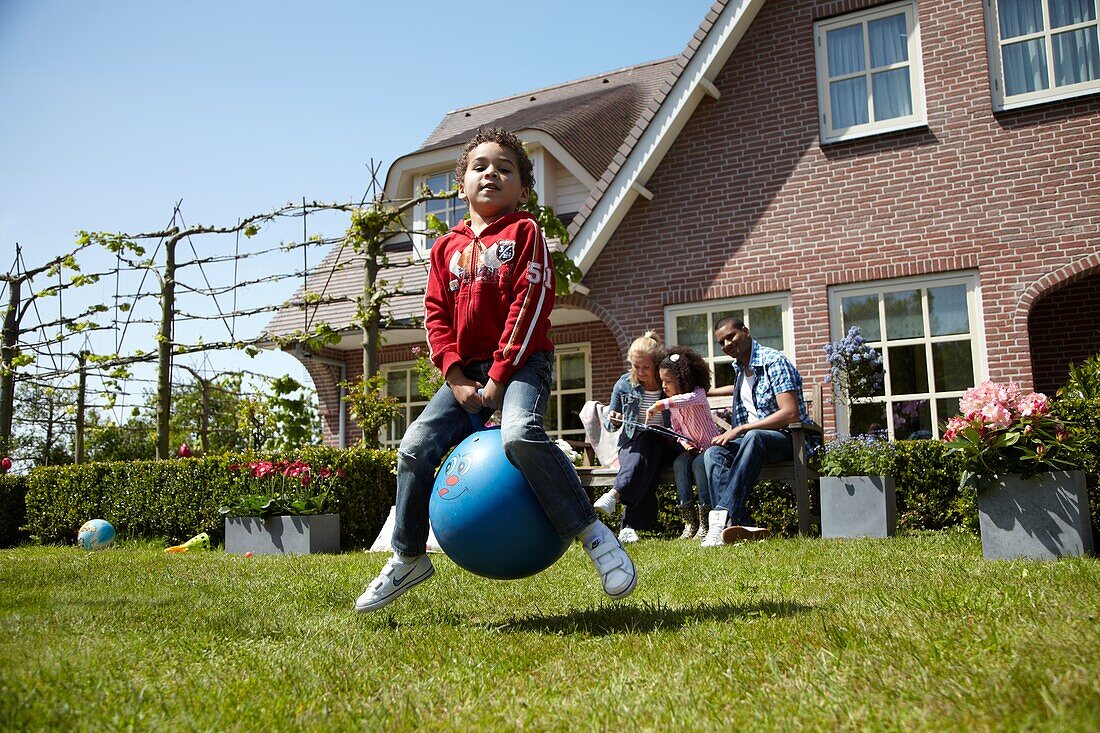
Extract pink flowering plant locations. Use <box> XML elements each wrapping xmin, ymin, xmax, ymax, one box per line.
<box><xmin>943</xmin><ymin>381</ymin><xmax>1084</xmax><ymax>490</ymax></box>
<box><xmin>219</xmin><ymin>459</ymin><xmax>346</xmax><ymax>517</ymax></box>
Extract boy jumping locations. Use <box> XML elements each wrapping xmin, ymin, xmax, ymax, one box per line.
<box><xmin>356</xmin><ymin>127</ymin><xmax>636</xmax><ymax>612</ymax></box>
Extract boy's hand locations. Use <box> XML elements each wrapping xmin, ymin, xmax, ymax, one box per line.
<box><xmin>446</xmin><ymin>366</ymin><xmax>484</xmax><ymax>413</ymax></box>
<box><xmin>645</xmin><ymin>403</ymin><xmax>665</xmax><ymax>421</ymax></box>
<box><xmin>481</xmin><ymin>378</ymin><xmax>506</xmax><ymax>410</ymax></box>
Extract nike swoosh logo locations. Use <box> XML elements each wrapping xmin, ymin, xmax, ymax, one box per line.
<box><xmin>392</xmin><ymin>568</ymin><xmax>416</xmax><ymax>587</ymax></box>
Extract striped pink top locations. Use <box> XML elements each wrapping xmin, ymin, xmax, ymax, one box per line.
<box><xmin>656</xmin><ymin>388</ymin><xmax>723</xmax><ymax>451</ymax></box>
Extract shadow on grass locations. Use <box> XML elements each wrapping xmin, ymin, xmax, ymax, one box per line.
<box><xmin>492</xmin><ymin>598</ymin><xmax>815</xmax><ymax>636</ymax></box>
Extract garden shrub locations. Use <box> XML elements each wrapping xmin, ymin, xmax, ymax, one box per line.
<box><xmin>891</xmin><ymin>440</ymin><xmax>974</xmax><ymax>532</ymax></box>
<box><xmin>1052</xmin><ymin>353</ymin><xmax>1100</xmax><ymax>539</ymax></box>
<box><xmin>0</xmin><ymin>473</ymin><xmax>30</xmax><ymax>548</ymax></box>
<box><xmin>22</xmin><ymin>445</ymin><xmax>396</xmax><ymax>548</ymax></box>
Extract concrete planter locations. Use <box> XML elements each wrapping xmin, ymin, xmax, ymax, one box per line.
<box><xmin>224</xmin><ymin>513</ymin><xmax>340</xmax><ymax>555</ymax></box>
<box><xmin>977</xmin><ymin>471</ymin><xmax>1093</xmax><ymax>561</ymax></box>
<box><xmin>820</xmin><ymin>476</ymin><xmax>896</xmax><ymax>539</ymax></box>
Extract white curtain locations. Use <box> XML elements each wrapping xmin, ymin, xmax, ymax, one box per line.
<box><xmin>869</xmin><ymin>14</ymin><xmax>912</xmax><ymax>120</ymax></box>
<box><xmin>1003</xmin><ymin>38</ymin><xmax>1050</xmax><ymax>94</ymax></box>
<box><xmin>1053</xmin><ymin>27</ymin><xmax>1100</xmax><ymax>85</ymax></box>
<box><xmin>828</xmin><ymin>25</ymin><xmax>866</xmax><ymax>128</ymax></box>
<box><xmin>1049</xmin><ymin>0</ymin><xmax>1096</xmax><ymax>28</ymax></box>
<box><xmin>999</xmin><ymin>0</ymin><xmax>1045</xmax><ymax>38</ymax></box>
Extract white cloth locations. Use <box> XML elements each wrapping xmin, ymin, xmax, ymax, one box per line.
<box><xmin>579</xmin><ymin>400</ymin><xmax>621</xmax><ymax>468</ymax></box>
<box><xmin>369</xmin><ymin>505</ymin><xmax>440</xmax><ymax>553</ymax></box>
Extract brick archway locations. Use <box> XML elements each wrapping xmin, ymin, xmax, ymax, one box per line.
<box><xmin>1022</xmin><ymin>254</ymin><xmax>1100</xmax><ymax>394</ymax></box>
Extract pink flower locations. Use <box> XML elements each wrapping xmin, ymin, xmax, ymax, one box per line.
<box><xmin>1017</xmin><ymin>392</ymin><xmax>1050</xmax><ymax>417</ymax></box>
<box><xmin>318</xmin><ymin>467</ymin><xmax>331</xmax><ymax>479</ymax></box>
<box><xmin>178</xmin><ymin>443</ymin><xmax>192</xmax><ymax>458</ymax></box>
<box><xmin>1055</xmin><ymin>426</ymin><xmax>1069</xmax><ymax>443</ymax></box>
<box><xmin>0</xmin><ymin>457</ymin><xmax>11</xmax><ymax>472</ymax></box>
<box><xmin>980</xmin><ymin>402</ymin><xmax>1013</xmax><ymax>428</ymax></box>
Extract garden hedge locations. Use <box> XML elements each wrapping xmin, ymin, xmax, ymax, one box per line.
<box><xmin>649</xmin><ymin>439</ymin><xmax>975</xmax><ymax>538</ymax></box>
<box><xmin>20</xmin><ymin>445</ymin><xmax>396</xmax><ymax>549</ymax></box>
<box><xmin>0</xmin><ymin>473</ymin><xmax>30</xmax><ymax>548</ymax></box>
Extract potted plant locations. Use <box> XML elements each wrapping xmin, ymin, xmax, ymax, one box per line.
<box><xmin>823</xmin><ymin>326</ymin><xmax>885</xmax><ymax>409</ymax></box>
<box><xmin>817</xmin><ymin>433</ymin><xmax>897</xmax><ymax>539</ymax></box>
<box><xmin>220</xmin><ymin>459</ymin><xmax>345</xmax><ymax>555</ymax></box>
<box><xmin>944</xmin><ymin>381</ymin><xmax>1093</xmax><ymax>561</ymax></box>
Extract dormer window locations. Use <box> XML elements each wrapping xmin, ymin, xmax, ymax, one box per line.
<box><xmin>418</xmin><ymin>171</ymin><xmax>467</xmax><ymax>254</ymax></box>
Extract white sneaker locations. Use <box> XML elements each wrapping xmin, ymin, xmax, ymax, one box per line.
<box><xmin>700</xmin><ymin>509</ymin><xmax>729</xmax><ymax>547</ymax></box>
<box><xmin>593</xmin><ymin>490</ymin><xmax>618</xmax><ymax>515</ymax></box>
<box><xmin>582</xmin><ymin>524</ymin><xmax>637</xmax><ymax>599</ymax></box>
<box><xmin>618</xmin><ymin>526</ymin><xmax>639</xmax><ymax>544</ymax></box>
<box><xmin>354</xmin><ymin>554</ymin><xmax>434</xmax><ymax>613</ymax></box>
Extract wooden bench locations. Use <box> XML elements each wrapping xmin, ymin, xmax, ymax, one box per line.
<box><xmin>572</xmin><ymin>384</ymin><xmax>824</xmax><ymax>536</ymax></box>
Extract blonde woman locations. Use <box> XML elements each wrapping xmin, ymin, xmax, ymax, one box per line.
<box><xmin>593</xmin><ymin>331</ymin><xmax>683</xmax><ymax>542</ymax></box>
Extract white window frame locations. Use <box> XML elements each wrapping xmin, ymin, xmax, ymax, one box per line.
<box><xmin>379</xmin><ymin>361</ymin><xmax>432</xmax><ymax>448</ymax></box>
<box><xmin>984</xmin><ymin>0</ymin><xmax>1100</xmax><ymax>110</ymax></box>
<box><xmin>413</xmin><ymin>170</ymin><xmax>466</xmax><ymax>259</ymax></box>
<box><xmin>814</xmin><ymin>1</ymin><xmax>928</xmax><ymax>144</ymax></box>
<box><xmin>827</xmin><ymin>271</ymin><xmax>988</xmax><ymax>440</ymax></box>
<box><xmin>544</xmin><ymin>343</ymin><xmax>592</xmax><ymax>442</ymax></box>
<box><xmin>664</xmin><ymin>294</ymin><xmax>795</xmax><ymax>389</ymax></box>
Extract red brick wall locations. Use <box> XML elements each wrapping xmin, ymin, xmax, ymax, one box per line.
<box><xmin>1028</xmin><ymin>274</ymin><xmax>1100</xmax><ymax>395</ymax></box>
<box><xmin>579</xmin><ymin>0</ymin><xmax>1100</xmax><ymax>431</ymax></box>
<box><xmin>551</xmin><ymin>319</ymin><xmax>625</xmax><ymax>403</ymax></box>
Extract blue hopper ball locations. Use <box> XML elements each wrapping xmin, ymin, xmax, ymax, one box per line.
<box><xmin>429</xmin><ymin>427</ymin><xmax>570</xmax><ymax>580</ymax></box>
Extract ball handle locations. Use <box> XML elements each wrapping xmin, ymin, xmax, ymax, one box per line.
<box><xmin>468</xmin><ymin>388</ymin><xmax>488</xmax><ymax>431</ymax></box>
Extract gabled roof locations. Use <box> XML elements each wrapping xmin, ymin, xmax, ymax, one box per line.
<box><xmin>567</xmin><ymin>0</ymin><xmax>769</xmax><ymax>274</ymax></box>
<box><xmin>415</xmin><ymin>58</ymin><xmax>681</xmax><ymax>180</ymax></box>
<box><xmin>264</xmin><ymin>57</ymin><xmax>686</xmax><ymax>343</ymax></box>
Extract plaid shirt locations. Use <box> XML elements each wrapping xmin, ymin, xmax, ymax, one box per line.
<box><xmin>730</xmin><ymin>340</ymin><xmax>818</xmax><ymax>451</ymax></box>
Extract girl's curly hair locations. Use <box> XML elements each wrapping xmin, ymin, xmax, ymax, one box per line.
<box><xmin>455</xmin><ymin>127</ymin><xmax>535</xmax><ymax>190</ymax></box>
<box><xmin>659</xmin><ymin>345</ymin><xmax>711</xmax><ymax>394</ymax></box>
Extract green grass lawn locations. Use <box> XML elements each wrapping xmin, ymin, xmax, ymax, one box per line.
<box><xmin>1</xmin><ymin>531</ymin><xmax>1098</xmax><ymax>732</ymax></box>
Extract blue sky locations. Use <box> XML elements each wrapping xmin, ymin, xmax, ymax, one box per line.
<box><xmin>0</xmin><ymin>0</ymin><xmax>712</xmax><ymax>408</ymax></box>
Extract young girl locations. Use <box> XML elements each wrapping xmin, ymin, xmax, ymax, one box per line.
<box><xmin>645</xmin><ymin>346</ymin><xmax>723</xmax><ymax>539</ymax></box>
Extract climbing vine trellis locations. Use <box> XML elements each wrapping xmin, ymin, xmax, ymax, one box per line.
<box><xmin>1</xmin><ymin>187</ymin><xmax>450</xmax><ymax>462</ymax></box>
<box><xmin>2</xmin><ymin>170</ymin><xmax>579</xmax><ymax>464</ymax></box>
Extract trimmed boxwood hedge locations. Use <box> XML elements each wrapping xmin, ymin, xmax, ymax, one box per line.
<box><xmin>0</xmin><ymin>473</ymin><xmax>30</xmax><ymax>548</ymax></box>
<box><xmin>20</xmin><ymin>445</ymin><xmax>396</xmax><ymax>549</ymax></box>
<box><xmin>646</xmin><ymin>439</ymin><xmax>975</xmax><ymax>538</ymax></box>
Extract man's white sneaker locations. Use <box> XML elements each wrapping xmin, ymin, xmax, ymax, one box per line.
<box><xmin>700</xmin><ymin>509</ymin><xmax>729</xmax><ymax>547</ymax></box>
<box><xmin>618</xmin><ymin>526</ymin><xmax>639</xmax><ymax>544</ymax></box>
<box><xmin>593</xmin><ymin>490</ymin><xmax>618</xmax><ymax>515</ymax></box>
<box><xmin>354</xmin><ymin>554</ymin><xmax>434</xmax><ymax>613</ymax></box>
<box><xmin>583</xmin><ymin>525</ymin><xmax>637</xmax><ymax>599</ymax></box>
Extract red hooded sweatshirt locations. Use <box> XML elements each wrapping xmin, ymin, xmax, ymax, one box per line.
<box><xmin>424</xmin><ymin>210</ymin><xmax>556</xmax><ymax>384</ymax></box>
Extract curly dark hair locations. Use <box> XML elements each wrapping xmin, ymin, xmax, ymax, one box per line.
<box><xmin>454</xmin><ymin>127</ymin><xmax>535</xmax><ymax>190</ymax></box>
<box><xmin>658</xmin><ymin>345</ymin><xmax>711</xmax><ymax>394</ymax></box>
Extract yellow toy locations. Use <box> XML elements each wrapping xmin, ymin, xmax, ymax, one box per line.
<box><xmin>165</xmin><ymin>532</ymin><xmax>211</xmax><ymax>553</ymax></box>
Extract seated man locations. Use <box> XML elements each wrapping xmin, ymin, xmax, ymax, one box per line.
<box><xmin>701</xmin><ymin>316</ymin><xmax>817</xmax><ymax>546</ymax></box>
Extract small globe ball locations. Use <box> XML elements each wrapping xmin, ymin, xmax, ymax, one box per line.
<box><xmin>429</xmin><ymin>428</ymin><xmax>570</xmax><ymax>580</ymax></box>
<box><xmin>77</xmin><ymin>519</ymin><xmax>115</xmax><ymax>551</ymax></box>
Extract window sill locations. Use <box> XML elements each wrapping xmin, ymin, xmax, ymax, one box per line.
<box><xmin>819</xmin><ymin>118</ymin><xmax>929</xmax><ymax>146</ymax></box>
<box><xmin>992</xmin><ymin>83</ymin><xmax>1100</xmax><ymax>112</ymax></box>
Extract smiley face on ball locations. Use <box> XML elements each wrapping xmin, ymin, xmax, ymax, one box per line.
<box><xmin>436</xmin><ymin>450</ymin><xmax>475</xmax><ymax>501</ymax></box>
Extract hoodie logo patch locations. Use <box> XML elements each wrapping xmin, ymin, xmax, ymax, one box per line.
<box><xmin>495</xmin><ymin>240</ymin><xmax>515</xmax><ymax>263</ymax></box>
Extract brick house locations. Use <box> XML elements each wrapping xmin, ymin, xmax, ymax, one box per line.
<box><xmin>264</xmin><ymin>0</ymin><xmax>1100</xmax><ymax>448</ymax></box>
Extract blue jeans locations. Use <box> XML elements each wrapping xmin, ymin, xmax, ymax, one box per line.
<box><xmin>613</xmin><ymin>430</ymin><xmax>681</xmax><ymax>530</ymax></box>
<box><xmin>704</xmin><ymin>430</ymin><xmax>792</xmax><ymax>525</ymax></box>
<box><xmin>673</xmin><ymin>450</ymin><xmax>711</xmax><ymax>507</ymax></box>
<box><xmin>391</xmin><ymin>351</ymin><xmax>596</xmax><ymax>556</ymax></box>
